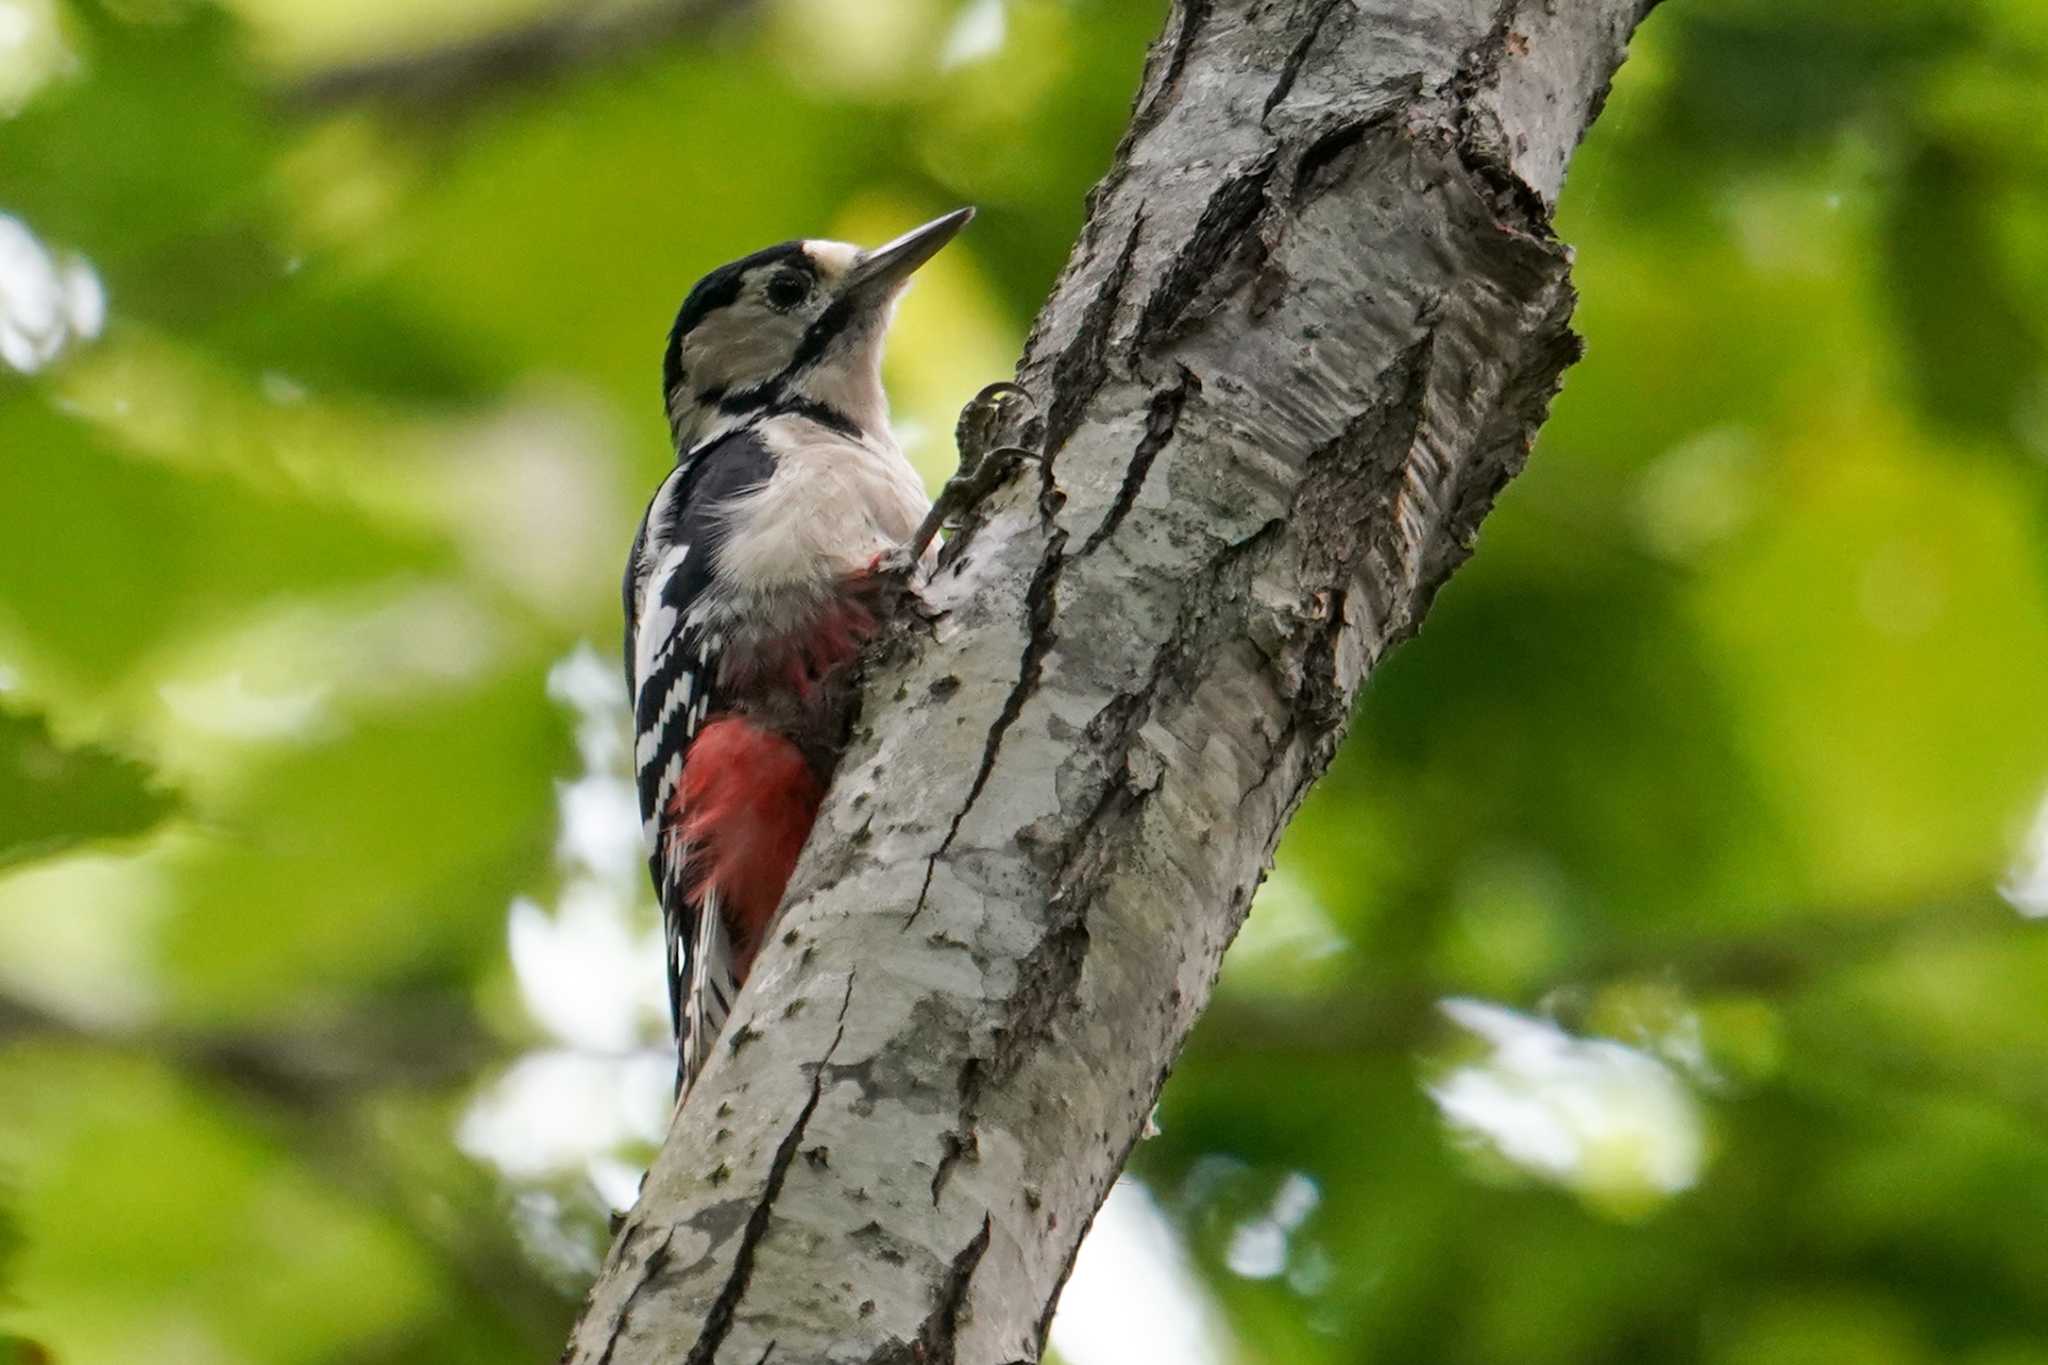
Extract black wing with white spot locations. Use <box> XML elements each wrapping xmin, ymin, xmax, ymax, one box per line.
<box><xmin>624</xmin><ymin>427</ymin><xmax>773</xmax><ymax>1094</ymax></box>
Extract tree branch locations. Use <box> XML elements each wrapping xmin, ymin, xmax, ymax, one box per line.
<box><xmin>277</xmin><ymin>0</ymin><xmax>753</xmax><ymax>114</ymax></box>
<box><xmin>564</xmin><ymin>1</ymin><xmax>1661</xmax><ymax>1359</ymax></box>
<box><xmin>0</xmin><ymin>989</ymin><xmax>488</xmax><ymax>1104</ymax></box>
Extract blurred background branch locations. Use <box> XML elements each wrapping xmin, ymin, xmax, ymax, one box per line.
<box><xmin>278</xmin><ymin>0</ymin><xmax>757</xmax><ymax>113</ymax></box>
<box><xmin>0</xmin><ymin>990</ymin><xmax>489</xmax><ymax>1104</ymax></box>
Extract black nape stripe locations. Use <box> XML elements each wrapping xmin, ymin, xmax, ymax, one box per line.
<box><xmin>717</xmin><ymin>382</ymin><xmax>779</xmax><ymax>417</ymax></box>
<box><xmin>713</xmin><ymin>382</ymin><xmax>863</xmax><ymax>440</ymax></box>
<box><xmin>778</xmin><ymin>397</ymin><xmax>864</xmax><ymax>439</ymax></box>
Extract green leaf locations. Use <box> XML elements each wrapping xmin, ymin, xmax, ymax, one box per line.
<box><xmin>1885</xmin><ymin>140</ymin><xmax>2047</xmax><ymax>439</ymax></box>
<box><xmin>0</xmin><ymin>706</ymin><xmax>176</xmax><ymax>870</ymax></box>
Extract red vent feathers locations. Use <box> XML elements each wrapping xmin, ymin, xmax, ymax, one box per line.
<box><xmin>674</xmin><ymin>717</ymin><xmax>824</xmax><ymax>972</ymax></box>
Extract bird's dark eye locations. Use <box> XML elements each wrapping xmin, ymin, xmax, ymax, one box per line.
<box><xmin>764</xmin><ymin>271</ymin><xmax>811</xmax><ymax>311</ymax></box>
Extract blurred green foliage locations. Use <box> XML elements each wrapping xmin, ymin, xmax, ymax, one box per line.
<box><xmin>1</xmin><ymin>1</ymin><xmax>2046</xmax><ymax>1363</ymax></box>
<box><xmin>0</xmin><ymin>706</ymin><xmax>175</xmax><ymax>871</ymax></box>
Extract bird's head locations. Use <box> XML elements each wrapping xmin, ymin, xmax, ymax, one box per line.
<box><xmin>662</xmin><ymin>207</ymin><xmax>973</xmax><ymax>453</ymax></box>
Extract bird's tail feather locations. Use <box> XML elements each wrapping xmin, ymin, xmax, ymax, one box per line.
<box><xmin>676</xmin><ymin>887</ymin><xmax>736</xmax><ymax>1097</ymax></box>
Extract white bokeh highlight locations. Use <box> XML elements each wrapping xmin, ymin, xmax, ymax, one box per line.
<box><xmin>938</xmin><ymin>0</ymin><xmax>1006</xmax><ymax>69</ymax></box>
<box><xmin>457</xmin><ymin>647</ymin><xmax>671</xmax><ymax>1205</ymax></box>
<box><xmin>0</xmin><ymin>0</ymin><xmax>76</xmax><ymax>118</ymax></box>
<box><xmin>1224</xmin><ymin>1170</ymin><xmax>1320</xmax><ymax>1281</ymax></box>
<box><xmin>1429</xmin><ymin>998</ymin><xmax>1705</xmax><ymax>1209</ymax></box>
<box><xmin>2000</xmin><ymin>785</ymin><xmax>2048</xmax><ymax>919</ymax></box>
<box><xmin>1050</xmin><ymin>1180</ymin><xmax>1231</xmax><ymax>1365</ymax></box>
<box><xmin>0</xmin><ymin>211</ymin><xmax>103</xmax><ymax>373</ymax></box>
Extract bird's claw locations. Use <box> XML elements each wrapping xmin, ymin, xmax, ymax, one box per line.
<box><xmin>953</xmin><ymin>381</ymin><xmax>1037</xmax><ymax>471</ymax></box>
<box><xmin>904</xmin><ymin>444</ymin><xmax>1039</xmax><ymax>566</ymax></box>
<box><xmin>873</xmin><ymin>542</ymin><xmax>922</xmax><ymax>581</ymax></box>
<box><xmin>897</xmin><ymin>383</ymin><xmax>1044</xmax><ymax>567</ymax></box>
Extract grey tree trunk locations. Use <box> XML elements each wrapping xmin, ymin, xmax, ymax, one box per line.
<box><xmin>563</xmin><ymin>1</ymin><xmax>1661</xmax><ymax>1360</ymax></box>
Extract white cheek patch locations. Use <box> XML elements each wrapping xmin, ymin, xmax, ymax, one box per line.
<box><xmin>684</xmin><ymin>306</ymin><xmax>804</xmax><ymax>394</ymax></box>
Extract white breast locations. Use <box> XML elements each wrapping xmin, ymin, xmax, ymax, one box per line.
<box><xmin>712</xmin><ymin>416</ymin><xmax>931</xmax><ymax>603</ymax></box>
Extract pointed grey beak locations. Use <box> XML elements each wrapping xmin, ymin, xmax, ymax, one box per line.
<box><xmin>846</xmin><ymin>207</ymin><xmax>974</xmax><ymax>298</ymax></box>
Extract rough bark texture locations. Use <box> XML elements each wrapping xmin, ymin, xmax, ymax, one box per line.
<box><xmin>563</xmin><ymin>1</ymin><xmax>1659</xmax><ymax>1361</ymax></box>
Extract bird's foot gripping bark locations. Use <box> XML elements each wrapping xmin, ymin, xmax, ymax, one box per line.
<box><xmin>891</xmin><ymin>381</ymin><xmax>1041</xmax><ymax>572</ymax></box>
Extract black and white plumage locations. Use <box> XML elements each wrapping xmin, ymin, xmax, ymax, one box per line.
<box><xmin>623</xmin><ymin>210</ymin><xmax>968</xmax><ymax>1096</ymax></box>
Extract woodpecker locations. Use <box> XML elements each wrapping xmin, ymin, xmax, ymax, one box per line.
<box><xmin>624</xmin><ymin>208</ymin><xmax>972</xmax><ymax>1096</ymax></box>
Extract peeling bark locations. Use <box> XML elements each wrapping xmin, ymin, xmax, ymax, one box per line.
<box><xmin>562</xmin><ymin>1</ymin><xmax>1661</xmax><ymax>1361</ymax></box>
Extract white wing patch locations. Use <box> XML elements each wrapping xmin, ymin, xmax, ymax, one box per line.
<box><xmin>632</xmin><ymin>542</ymin><xmax>691</xmax><ymax>683</ymax></box>
<box><xmin>643</xmin><ymin>751</ymin><xmax>682</xmax><ymax>853</ymax></box>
